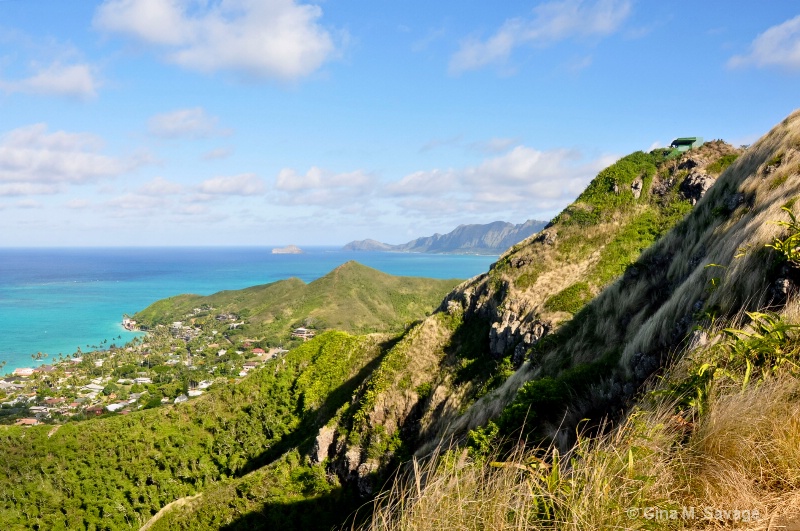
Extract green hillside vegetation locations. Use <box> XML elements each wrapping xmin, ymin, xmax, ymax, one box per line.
<box><xmin>134</xmin><ymin>261</ymin><xmax>460</xmax><ymax>342</ymax></box>
<box><xmin>0</xmin><ymin>331</ymin><xmax>380</xmax><ymax>530</ymax></box>
<box><xmin>356</xmin><ymin>112</ymin><xmax>800</xmax><ymax>528</ymax></box>
<box><xmin>332</xmin><ymin>140</ymin><xmax>742</xmax><ymax>474</ymax></box>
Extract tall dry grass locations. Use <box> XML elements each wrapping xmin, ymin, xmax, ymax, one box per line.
<box><xmin>359</xmin><ymin>372</ymin><xmax>800</xmax><ymax>530</ymax></box>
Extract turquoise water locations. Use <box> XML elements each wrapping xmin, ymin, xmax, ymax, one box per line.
<box><xmin>0</xmin><ymin>247</ymin><xmax>495</xmax><ymax>372</ymax></box>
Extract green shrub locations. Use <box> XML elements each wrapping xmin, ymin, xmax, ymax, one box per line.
<box><xmin>706</xmin><ymin>153</ymin><xmax>739</xmax><ymax>174</ymax></box>
<box><xmin>544</xmin><ymin>282</ymin><xmax>592</xmax><ymax>314</ymax></box>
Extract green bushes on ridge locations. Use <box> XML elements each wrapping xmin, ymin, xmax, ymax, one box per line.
<box><xmin>557</xmin><ymin>151</ymin><xmax>665</xmax><ymax>226</ymax></box>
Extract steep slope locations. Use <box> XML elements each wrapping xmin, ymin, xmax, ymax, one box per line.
<box><xmin>428</xmin><ymin>119</ymin><xmax>798</xmax><ymax>447</ymax></box>
<box><xmin>320</xmin><ymin>140</ymin><xmax>743</xmax><ymax>492</ymax></box>
<box><xmin>359</xmin><ymin>114</ymin><xmax>800</xmax><ymax>529</ymax></box>
<box><xmin>344</xmin><ymin>219</ymin><xmax>547</xmax><ymax>254</ymax></box>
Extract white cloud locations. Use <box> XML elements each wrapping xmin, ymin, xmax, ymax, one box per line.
<box><xmin>449</xmin><ymin>0</ymin><xmax>631</xmax><ymax>73</ymax></box>
<box><xmin>148</xmin><ymin>107</ymin><xmax>224</xmax><ymax>138</ymax></box>
<box><xmin>175</xmin><ymin>204</ymin><xmax>211</xmax><ymax>216</ymax></box>
<box><xmin>0</xmin><ymin>183</ymin><xmax>62</xmax><ymax>197</ymax></box>
<box><xmin>275</xmin><ymin>166</ymin><xmax>374</xmax><ymax>205</ymax></box>
<box><xmin>197</xmin><ymin>173</ymin><xmax>265</xmax><ymax>195</ymax></box>
<box><xmin>138</xmin><ymin>176</ymin><xmax>184</xmax><ymax>195</ymax></box>
<box><xmin>106</xmin><ymin>193</ymin><xmax>168</xmax><ymax>211</ymax></box>
<box><xmin>0</xmin><ymin>62</ymin><xmax>99</xmax><ymax>99</ymax></box>
<box><xmin>0</xmin><ymin>124</ymin><xmax>134</xmax><ymax>189</ymax></box>
<box><xmin>387</xmin><ymin>145</ymin><xmax>617</xmax><ymax>217</ymax></box>
<box><xmin>94</xmin><ymin>0</ymin><xmax>338</xmax><ymax>81</ymax></box>
<box><xmin>728</xmin><ymin>15</ymin><xmax>800</xmax><ymax>70</ymax></box>
<box><xmin>386</xmin><ymin>169</ymin><xmax>458</xmax><ymax>196</ymax></box>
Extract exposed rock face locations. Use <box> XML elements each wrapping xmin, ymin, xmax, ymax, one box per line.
<box><xmin>631</xmin><ymin>177</ymin><xmax>643</xmax><ymax>199</ymax></box>
<box><xmin>726</xmin><ymin>192</ymin><xmax>745</xmax><ymax>212</ymax></box>
<box><xmin>679</xmin><ymin>171</ymin><xmax>716</xmax><ymax>204</ymax></box>
<box><xmin>771</xmin><ymin>277</ymin><xmax>796</xmax><ymax>306</ymax></box>
<box><xmin>489</xmin><ymin>310</ymin><xmax>549</xmax><ymax>359</ymax></box>
<box><xmin>311</xmin><ymin>425</ymin><xmax>336</xmax><ymax>463</ymax></box>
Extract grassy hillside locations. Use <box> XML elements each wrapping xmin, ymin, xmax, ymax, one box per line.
<box><xmin>355</xmin><ymin>112</ymin><xmax>800</xmax><ymax>528</ymax></box>
<box><xmin>134</xmin><ymin>261</ymin><xmax>461</xmax><ymax>342</ymax></box>
<box><xmin>0</xmin><ymin>331</ymin><xmax>382</xmax><ymax>530</ymax></box>
<box><xmin>321</xmin><ymin>140</ymin><xmax>743</xmax><ymax>485</ymax></box>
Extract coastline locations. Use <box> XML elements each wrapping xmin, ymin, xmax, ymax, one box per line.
<box><xmin>0</xmin><ymin>247</ymin><xmax>496</xmax><ymax>375</ymax></box>
<box><xmin>1</xmin><ymin>322</ymin><xmax>144</xmax><ymax>377</ymax></box>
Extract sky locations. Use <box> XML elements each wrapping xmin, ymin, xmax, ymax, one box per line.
<box><xmin>1</xmin><ymin>1</ymin><xmax>799</xmax><ymax>246</ymax></box>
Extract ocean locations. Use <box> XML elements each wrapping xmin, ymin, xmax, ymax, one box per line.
<box><xmin>0</xmin><ymin>247</ymin><xmax>496</xmax><ymax>373</ymax></box>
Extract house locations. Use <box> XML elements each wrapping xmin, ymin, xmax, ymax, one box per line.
<box><xmin>669</xmin><ymin>137</ymin><xmax>704</xmax><ymax>157</ymax></box>
<box><xmin>85</xmin><ymin>405</ymin><xmax>105</xmax><ymax>416</ymax></box>
<box><xmin>133</xmin><ymin>377</ymin><xmax>152</xmax><ymax>385</ymax></box>
<box><xmin>173</xmin><ymin>394</ymin><xmax>188</xmax><ymax>404</ymax></box>
<box><xmin>44</xmin><ymin>397</ymin><xmax>65</xmax><ymax>406</ymax></box>
<box><xmin>291</xmin><ymin>327</ymin><xmax>316</xmax><ymax>340</ymax></box>
<box><xmin>106</xmin><ymin>403</ymin><xmax>126</xmax><ymax>412</ymax></box>
<box><xmin>188</xmin><ymin>389</ymin><xmax>204</xmax><ymax>397</ymax></box>
<box><xmin>243</xmin><ymin>361</ymin><xmax>260</xmax><ymax>370</ymax></box>
<box><xmin>12</xmin><ymin>368</ymin><xmax>34</xmax><ymax>377</ymax></box>
<box><xmin>252</xmin><ymin>348</ymin><xmax>265</xmax><ymax>355</ymax></box>
<box><xmin>82</xmin><ymin>383</ymin><xmax>105</xmax><ymax>393</ymax></box>
<box><xmin>197</xmin><ymin>380</ymin><xmax>213</xmax><ymax>390</ymax></box>
<box><xmin>35</xmin><ymin>365</ymin><xmax>56</xmax><ymax>374</ymax></box>
<box><xmin>15</xmin><ymin>418</ymin><xmax>39</xmax><ymax>426</ymax></box>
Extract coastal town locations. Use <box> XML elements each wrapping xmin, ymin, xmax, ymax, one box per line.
<box><xmin>0</xmin><ymin>309</ymin><xmax>315</xmax><ymax>426</ymax></box>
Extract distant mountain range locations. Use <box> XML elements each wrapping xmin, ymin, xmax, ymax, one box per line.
<box><xmin>343</xmin><ymin>219</ymin><xmax>547</xmax><ymax>254</ymax></box>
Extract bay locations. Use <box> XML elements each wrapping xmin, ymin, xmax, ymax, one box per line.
<box><xmin>0</xmin><ymin>247</ymin><xmax>495</xmax><ymax>372</ymax></box>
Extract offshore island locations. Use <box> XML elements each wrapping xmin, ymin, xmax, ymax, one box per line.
<box><xmin>271</xmin><ymin>245</ymin><xmax>304</xmax><ymax>254</ymax></box>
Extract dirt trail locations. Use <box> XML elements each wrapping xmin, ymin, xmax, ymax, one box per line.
<box><xmin>139</xmin><ymin>493</ymin><xmax>202</xmax><ymax>531</ymax></box>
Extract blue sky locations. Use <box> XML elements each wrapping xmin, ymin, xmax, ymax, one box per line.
<box><xmin>0</xmin><ymin>0</ymin><xmax>799</xmax><ymax>246</ymax></box>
